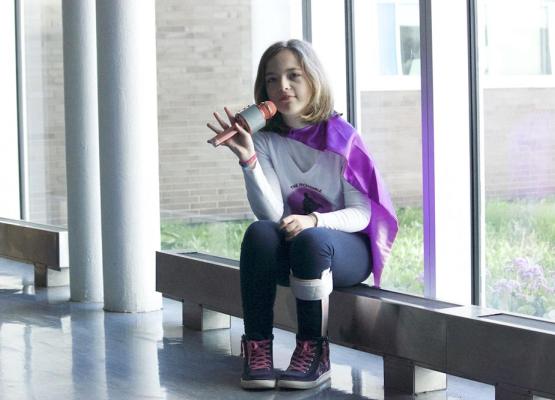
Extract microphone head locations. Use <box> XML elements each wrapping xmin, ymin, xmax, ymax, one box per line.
<box><xmin>235</xmin><ymin>101</ymin><xmax>279</xmax><ymax>134</ymax></box>
<box><xmin>258</xmin><ymin>101</ymin><xmax>277</xmax><ymax>120</ymax></box>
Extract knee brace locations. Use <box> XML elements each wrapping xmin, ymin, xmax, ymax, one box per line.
<box><xmin>289</xmin><ymin>268</ymin><xmax>333</xmax><ymax>301</ymax></box>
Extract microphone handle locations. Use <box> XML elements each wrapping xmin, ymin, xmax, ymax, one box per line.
<box><xmin>207</xmin><ymin>125</ymin><xmax>239</xmax><ymax>147</ymax></box>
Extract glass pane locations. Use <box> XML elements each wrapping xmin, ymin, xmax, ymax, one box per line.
<box><xmin>157</xmin><ymin>0</ymin><xmax>302</xmax><ymax>258</ymax></box>
<box><xmin>481</xmin><ymin>0</ymin><xmax>554</xmax><ymax>76</ymax></box>
<box><xmin>354</xmin><ymin>0</ymin><xmax>423</xmax><ymax>295</ymax></box>
<box><xmin>24</xmin><ymin>0</ymin><xmax>67</xmax><ymax>226</ymax></box>
<box><xmin>479</xmin><ymin>0</ymin><xmax>555</xmax><ymax>320</ymax></box>
<box><xmin>311</xmin><ymin>0</ymin><xmax>347</xmax><ymax>115</ymax></box>
<box><xmin>0</xmin><ymin>2</ymin><xmax>20</xmax><ymax>219</ymax></box>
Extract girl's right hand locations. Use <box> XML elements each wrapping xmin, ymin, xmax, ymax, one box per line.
<box><xmin>207</xmin><ymin>107</ymin><xmax>256</xmax><ymax>162</ymax></box>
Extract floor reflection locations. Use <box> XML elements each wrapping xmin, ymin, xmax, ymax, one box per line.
<box><xmin>70</xmin><ymin>303</ymin><xmax>108</xmax><ymax>400</ymax></box>
<box><xmin>0</xmin><ymin>257</ymin><xmax>495</xmax><ymax>400</ymax></box>
<box><xmin>104</xmin><ymin>309</ymin><xmax>165</xmax><ymax>399</ymax></box>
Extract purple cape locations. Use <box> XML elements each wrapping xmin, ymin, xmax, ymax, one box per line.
<box><xmin>286</xmin><ymin>114</ymin><xmax>398</xmax><ymax>287</ymax></box>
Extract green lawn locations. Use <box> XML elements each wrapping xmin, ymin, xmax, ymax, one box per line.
<box><xmin>380</xmin><ymin>206</ymin><xmax>424</xmax><ymax>294</ymax></box>
<box><xmin>161</xmin><ymin>219</ymin><xmax>251</xmax><ymax>259</ymax></box>
<box><xmin>161</xmin><ymin>198</ymin><xmax>555</xmax><ymax>319</ymax></box>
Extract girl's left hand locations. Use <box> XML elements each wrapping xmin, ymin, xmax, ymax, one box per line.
<box><xmin>279</xmin><ymin>214</ymin><xmax>316</xmax><ymax>240</ymax></box>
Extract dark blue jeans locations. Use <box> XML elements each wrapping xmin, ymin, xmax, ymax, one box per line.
<box><xmin>240</xmin><ymin>220</ymin><xmax>372</xmax><ymax>340</ymax></box>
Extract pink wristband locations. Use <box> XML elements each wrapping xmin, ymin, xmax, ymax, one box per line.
<box><xmin>239</xmin><ymin>153</ymin><xmax>257</xmax><ymax>168</ymax></box>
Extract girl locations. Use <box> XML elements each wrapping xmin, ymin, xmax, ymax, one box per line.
<box><xmin>207</xmin><ymin>39</ymin><xmax>398</xmax><ymax>390</ymax></box>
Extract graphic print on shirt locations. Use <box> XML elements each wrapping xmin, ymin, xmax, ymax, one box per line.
<box><xmin>287</xmin><ymin>183</ymin><xmax>333</xmax><ymax>215</ymax></box>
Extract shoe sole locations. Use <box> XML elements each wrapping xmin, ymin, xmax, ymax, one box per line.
<box><xmin>278</xmin><ymin>370</ymin><xmax>331</xmax><ymax>389</ymax></box>
<box><xmin>241</xmin><ymin>378</ymin><xmax>276</xmax><ymax>390</ymax></box>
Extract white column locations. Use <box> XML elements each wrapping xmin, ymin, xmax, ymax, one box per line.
<box><xmin>96</xmin><ymin>0</ymin><xmax>162</xmax><ymax>312</ymax></box>
<box><xmin>62</xmin><ymin>0</ymin><xmax>103</xmax><ymax>302</ymax></box>
<box><xmin>0</xmin><ymin>0</ymin><xmax>21</xmax><ymax>219</ymax></box>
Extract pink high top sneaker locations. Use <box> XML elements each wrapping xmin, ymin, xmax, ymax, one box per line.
<box><xmin>240</xmin><ymin>335</ymin><xmax>277</xmax><ymax>389</ymax></box>
<box><xmin>278</xmin><ymin>337</ymin><xmax>331</xmax><ymax>389</ymax></box>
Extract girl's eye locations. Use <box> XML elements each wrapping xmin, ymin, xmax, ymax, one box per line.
<box><xmin>266</xmin><ymin>77</ymin><xmax>276</xmax><ymax>84</ymax></box>
<box><xmin>290</xmin><ymin>72</ymin><xmax>302</xmax><ymax>79</ymax></box>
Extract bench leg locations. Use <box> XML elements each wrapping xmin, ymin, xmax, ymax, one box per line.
<box><xmin>495</xmin><ymin>383</ymin><xmax>551</xmax><ymax>400</ymax></box>
<box><xmin>383</xmin><ymin>355</ymin><xmax>447</xmax><ymax>395</ymax></box>
<box><xmin>34</xmin><ymin>263</ymin><xmax>70</xmax><ymax>287</ymax></box>
<box><xmin>182</xmin><ymin>299</ymin><xmax>230</xmax><ymax>331</ymax></box>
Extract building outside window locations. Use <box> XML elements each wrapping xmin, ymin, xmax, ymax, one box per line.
<box><xmin>376</xmin><ymin>0</ymin><xmax>420</xmax><ymax>76</ymax></box>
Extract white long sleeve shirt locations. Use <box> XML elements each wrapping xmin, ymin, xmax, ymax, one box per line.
<box><xmin>242</xmin><ymin>131</ymin><xmax>371</xmax><ymax>233</ymax></box>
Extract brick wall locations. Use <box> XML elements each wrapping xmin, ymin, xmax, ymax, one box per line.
<box><xmin>26</xmin><ymin>0</ymin><xmax>67</xmax><ymax>226</ymax></box>
<box><xmin>156</xmin><ymin>0</ymin><xmax>253</xmax><ymax>222</ymax></box>
<box><xmin>360</xmin><ymin>90</ymin><xmax>422</xmax><ymax>207</ymax></box>
<box><xmin>483</xmin><ymin>88</ymin><xmax>555</xmax><ymax>199</ymax></box>
<box><xmin>360</xmin><ymin>87</ymin><xmax>555</xmax><ymax>207</ymax></box>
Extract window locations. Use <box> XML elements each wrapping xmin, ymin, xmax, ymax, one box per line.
<box><xmin>308</xmin><ymin>0</ymin><xmax>424</xmax><ymax>295</ymax></box>
<box><xmin>376</xmin><ymin>1</ymin><xmax>420</xmax><ymax>76</ymax></box>
<box><xmin>0</xmin><ymin>1</ymin><xmax>20</xmax><ymax>219</ymax></box>
<box><xmin>310</xmin><ymin>0</ymin><xmax>348</xmax><ymax>116</ymax></box>
<box><xmin>481</xmin><ymin>0</ymin><xmax>555</xmax><ymax>76</ymax></box>
<box><xmin>478</xmin><ymin>0</ymin><xmax>555</xmax><ymax>320</ymax></box>
<box><xmin>22</xmin><ymin>0</ymin><xmax>67</xmax><ymax>225</ymax></box>
<box><xmin>157</xmin><ymin>0</ymin><xmax>302</xmax><ymax>258</ymax></box>
<box><xmin>354</xmin><ymin>0</ymin><xmax>424</xmax><ymax>295</ymax></box>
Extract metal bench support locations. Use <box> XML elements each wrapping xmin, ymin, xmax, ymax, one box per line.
<box><xmin>34</xmin><ymin>263</ymin><xmax>70</xmax><ymax>287</ymax></box>
<box><xmin>182</xmin><ymin>299</ymin><xmax>231</xmax><ymax>331</ymax></box>
<box><xmin>495</xmin><ymin>384</ymin><xmax>554</xmax><ymax>400</ymax></box>
<box><xmin>384</xmin><ymin>355</ymin><xmax>447</xmax><ymax>395</ymax></box>
<box><xmin>495</xmin><ymin>384</ymin><xmax>534</xmax><ymax>400</ymax></box>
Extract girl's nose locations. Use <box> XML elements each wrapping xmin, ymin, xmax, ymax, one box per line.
<box><xmin>279</xmin><ymin>77</ymin><xmax>290</xmax><ymax>91</ymax></box>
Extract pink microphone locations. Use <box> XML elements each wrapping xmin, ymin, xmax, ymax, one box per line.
<box><xmin>208</xmin><ymin>101</ymin><xmax>277</xmax><ymax>147</ymax></box>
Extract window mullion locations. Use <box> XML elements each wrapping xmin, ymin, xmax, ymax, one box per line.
<box><xmin>302</xmin><ymin>0</ymin><xmax>312</xmax><ymax>43</ymax></box>
<box><xmin>468</xmin><ymin>0</ymin><xmax>482</xmax><ymax>306</ymax></box>
<box><xmin>345</xmin><ymin>0</ymin><xmax>356</xmax><ymax>127</ymax></box>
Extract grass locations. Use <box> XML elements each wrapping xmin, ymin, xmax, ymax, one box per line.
<box><xmin>161</xmin><ymin>197</ymin><xmax>555</xmax><ymax>319</ymax></box>
<box><xmin>380</xmin><ymin>206</ymin><xmax>424</xmax><ymax>294</ymax></box>
<box><xmin>161</xmin><ymin>219</ymin><xmax>251</xmax><ymax>259</ymax></box>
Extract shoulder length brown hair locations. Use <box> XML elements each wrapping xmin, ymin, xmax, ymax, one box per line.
<box><xmin>254</xmin><ymin>39</ymin><xmax>334</xmax><ymax>133</ymax></box>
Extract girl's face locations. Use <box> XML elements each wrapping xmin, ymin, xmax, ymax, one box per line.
<box><xmin>264</xmin><ymin>49</ymin><xmax>312</xmax><ymax>129</ymax></box>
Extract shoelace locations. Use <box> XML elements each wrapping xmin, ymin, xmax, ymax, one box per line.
<box><xmin>287</xmin><ymin>340</ymin><xmax>317</xmax><ymax>373</ymax></box>
<box><xmin>243</xmin><ymin>339</ymin><xmax>272</xmax><ymax>371</ymax></box>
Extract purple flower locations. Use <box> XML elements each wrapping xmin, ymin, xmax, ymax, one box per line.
<box><xmin>493</xmin><ymin>278</ymin><xmax>521</xmax><ymax>295</ymax></box>
<box><xmin>417</xmin><ymin>271</ymin><xmax>424</xmax><ymax>284</ymax></box>
<box><xmin>510</xmin><ymin>258</ymin><xmax>548</xmax><ymax>291</ymax></box>
<box><xmin>513</xmin><ymin>257</ymin><xmax>528</xmax><ymax>269</ymax></box>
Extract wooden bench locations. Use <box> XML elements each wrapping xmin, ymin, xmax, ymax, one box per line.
<box><xmin>156</xmin><ymin>250</ymin><xmax>555</xmax><ymax>400</ymax></box>
<box><xmin>0</xmin><ymin>217</ymin><xmax>69</xmax><ymax>287</ymax></box>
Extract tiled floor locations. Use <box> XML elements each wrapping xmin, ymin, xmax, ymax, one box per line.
<box><xmin>0</xmin><ymin>257</ymin><xmax>494</xmax><ymax>399</ymax></box>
